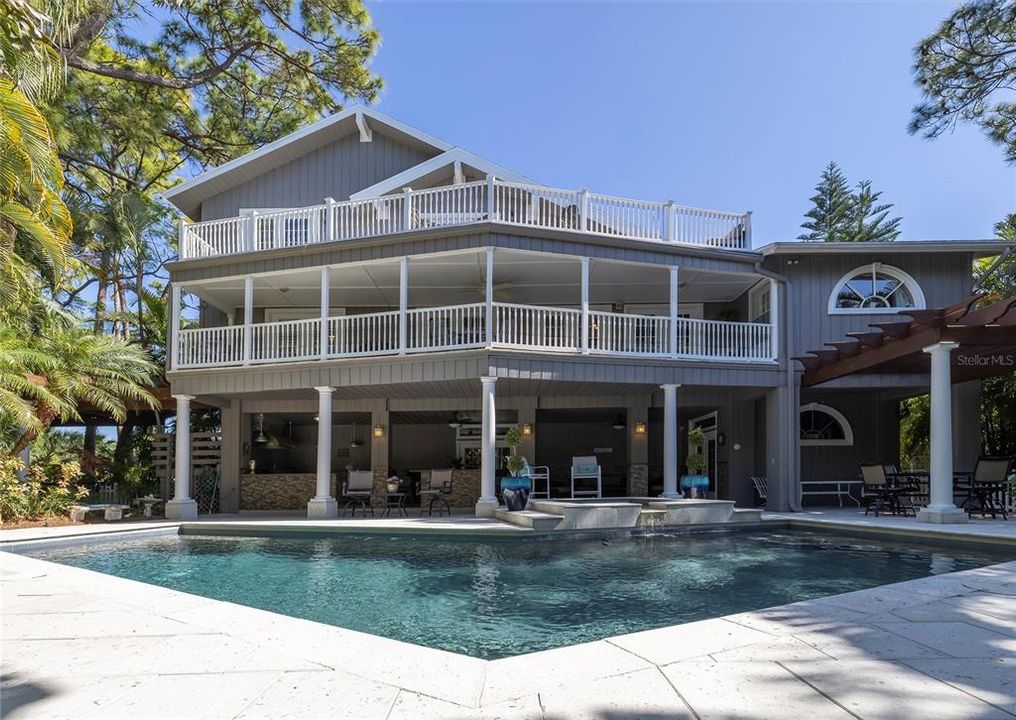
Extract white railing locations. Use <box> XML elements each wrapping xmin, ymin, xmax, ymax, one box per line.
<box><xmin>177</xmin><ymin>325</ymin><xmax>244</xmax><ymax>367</ymax></box>
<box><xmin>328</xmin><ymin>310</ymin><xmax>400</xmax><ymax>357</ymax></box>
<box><xmin>493</xmin><ymin>303</ymin><xmax>582</xmax><ymax>352</ymax></box>
<box><xmin>588</xmin><ymin>311</ymin><xmax>669</xmax><ymax>357</ymax></box>
<box><xmin>407</xmin><ymin>303</ymin><xmax>486</xmax><ymax>351</ymax></box>
<box><xmin>677</xmin><ymin>317</ymin><xmax>772</xmax><ymax>361</ymax></box>
<box><xmin>251</xmin><ymin>318</ymin><xmax>321</xmax><ymax>364</ymax></box>
<box><xmin>180</xmin><ymin>178</ymin><xmax>750</xmax><ymax>259</ymax></box>
<box><xmin>174</xmin><ymin>305</ymin><xmax>774</xmax><ymax>368</ymax></box>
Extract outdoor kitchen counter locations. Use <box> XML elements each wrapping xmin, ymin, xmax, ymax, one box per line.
<box><xmin>239</xmin><ymin>473</ymin><xmax>337</xmax><ymax>511</ymax></box>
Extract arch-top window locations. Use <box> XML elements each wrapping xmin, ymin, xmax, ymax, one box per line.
<box><xmin>800</xmin><ymin>403</ymin><xmax>854</xmax><ymax>446</ymax></box>
<box><xmin>828</xmin><ymin>263</ymin><xmax>925</xmax><ymax>314</ymax></box>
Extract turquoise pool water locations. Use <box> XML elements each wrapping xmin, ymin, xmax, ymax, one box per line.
<box><xmin>26</xmin><ymin>529</ymin><xmax>1011</xmax><ymax>659</ymax></box>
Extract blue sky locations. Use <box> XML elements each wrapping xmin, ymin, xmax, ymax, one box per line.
<box><xmin>363</xmin><ymin>1</ymin><xmax>1014</xmax><ymax>244</ymax></box>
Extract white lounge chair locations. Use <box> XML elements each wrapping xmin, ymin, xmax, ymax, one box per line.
<box><xmin>750</xmin><ymin>475</ymin><xmax>768</xmax><ymax>507</ymax></box>
<box><xmin>342</xmin><ymin>470</ymin><xmax>374</xmax><ymax>517</ymax></box>
<box><xmin>570</xmin><ymin>456</ymin><xmax>601</xmax><ymax>498</ymax></box>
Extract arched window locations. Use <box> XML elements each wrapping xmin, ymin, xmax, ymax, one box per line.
<box><xmin>800</xmin><ymin>403</ymin><xmax>854</xmax><ymax>446</ymax></box>
<box><xmin>828</xmin><ymin>263</ymin><xmax>925</xmax><ymax>314</ymax></box>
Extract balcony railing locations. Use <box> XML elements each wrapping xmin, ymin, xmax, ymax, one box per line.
<box><xmin>174</xmin><ymin>303</ymin><xmax>773</xmax><ymax>369</ymax></box>
<box><xmin>179</xmin><ymin>179</ymin><xmax>752</xmax><ymax>259</ymax></box>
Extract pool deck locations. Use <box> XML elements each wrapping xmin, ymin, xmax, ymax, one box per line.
<box><xmin>2</xmin><ymin>513</ymin><xmax>1015</xmax><ymax>719</ymax></box>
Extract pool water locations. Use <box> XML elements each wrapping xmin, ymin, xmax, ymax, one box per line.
<box><xmin>26</xmin><ymin>529</ymin><xmax>1012</xmax><ymax>659</ymax></box>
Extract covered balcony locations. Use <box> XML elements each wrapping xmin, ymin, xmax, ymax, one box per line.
<box><xmin>170</xmin><ymin>249</ymin><xmax>777</xmax><ymax>370</ymax></box>
<box><xmin>178</xmin><ymin>177</ymin><xmax>752</xmax><ymax>260</ymax></box>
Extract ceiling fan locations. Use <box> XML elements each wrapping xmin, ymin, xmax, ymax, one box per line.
<box><xmin>460</xmin><ymin>278</ymin><xmax>515</xmax><ymax>302</ymax></box>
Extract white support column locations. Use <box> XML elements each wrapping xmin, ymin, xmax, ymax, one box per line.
<box><xmin>664</xmin><ymin>200</ymin><xmax>676</xmax><ymax>242</ymax></box>
<box><xmin>178</xmin><ymin>216</ymin><xmax>189</xmax><ymax>260</ymax></box>
<box><xmin>308</xmin><ymin>386</ymin><xmax>338</xmax><ymax>519</ymax></box>
<box><xmin>769</xmin><ymin>278</ymin><xmax>779</xmax><ymax>360</ymax></box>
<box><xmin>917</xmin><ymin>341</ymin><xmax>967</xmax><ymax>524</ymax></box>
<box><xmin>577</xmin><ymin>187</ymin><xmax>589</xmax><ymax>231</ymax></box>
<box><xmin>669</xmin><ymin>266</ymin><xmax>679</xmax><ymax>359</ymax></box>
<box><xmin>581</xmin><ymin>257</ymin><xmax>590</xmax><ymax>354</ymax></box>
<box><xmin>485</xmin><ymin>247</ymin><xmax>494</xmax><ymax>347</ymax></box>
<box><xmin>319</xmin><ymin>267</ymin><xmax>330</xmax><ymax>361</ymax></box>
<box><xmin>661</xmin><ymin>383</ymin><xmax>681</xmax><ymax>498</ymax></box>
<box><xmin>476</xmin><ymin>376</ymin><xmax>499</xmax><ymax>517</ymax></box>
<box><xmin>324</xmin><ymin>197</ymin><xmax>336</xmax><ymax>242</ymax></box>
<box><xmin>247</xmin><ymin>211</ymin><xmax>258</xmax><ymax>253</ymax></box>
<box><xmin>486</xmin><ymin>175</ymin><xmax>496</xmax><ymax>220</ymax></box>
<box><xmin>170</xmin><ymin>283</ymin><xmax>181</xmax><ymax>371</ymax></box>
<box><xmin>399</xmin><ymin>256</ymin><xmax>409</xmax><ymax>354</ymax></box>
<box><xmin>242</xmin><ymin>276</ymin><xmax>253</xmax><ymax>366</ymax></box>
<box><xmin>402</xmin><ymin>187</ymin><xmax>413</xmax><ymax>231</ymax></box>
<box><xmin>165</xmin><ymin>394</ymin><xmax>198</xmax><ymax>520</ymax></box>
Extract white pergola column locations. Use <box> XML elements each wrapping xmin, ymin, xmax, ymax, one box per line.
<box><xmin>307</xmin><ymin>386</ymin><xmax>338</xmax><ymax>519</ymax></box>
<box><xmin>917</xmin><ymin>341</ymin><xmax>967</xmax><ymax>524</ymax></box>
<box><xmin>475</xmin><ymin>376</ymin><xmax>499</xmax><ymax>517</ymax></box>
<box><xmin>661</xmin><ymin>383</ymin><xmax>680</xmax><ymax>498</ymax></box>
<box><xmin>165</xmin><ymin>394</ymin><xmax>198</xmax><ymax>520</ymax></box>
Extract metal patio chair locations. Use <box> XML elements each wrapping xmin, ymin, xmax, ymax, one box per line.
<box><xmin>342</xmin><ymin>470</ymin><xmax>375</xmax><ymax>517</ymax></box>
<box><xmin>750</xmin><ymin>475</ymin><xmax>768</xmax><ymax>507</ymax></box>
<box><xmin>860</xmin><ymin>463</ymin><xmax>898</xmax><ymax>517</ymax></box>
<box><xmin>570</xmin><ymin>456</ymin><xmax>602</xmax><ymax>499</ymax></box>
<box><xmin>420</xmin><ymin>469</ymin><xmax>453</xmax><ymax>516</ymax></box>
<box><xmin>521</xmin><ymin>457</ymin><xmax>551</xmax><ymax>499</ymax></box>
<box><xmin>956</xmin><ymin>457</ymin><xmax>1013</xmax><ymax>520</ymax></box>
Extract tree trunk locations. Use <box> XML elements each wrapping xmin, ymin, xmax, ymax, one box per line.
<box><xmin>113</xmin><ymin>413</ymin><xmax>137</xmax><ymax>466</ymax></box>
<box><xmin>8</xmin><ymin>406</ymin><xmax>57</xmax><ymax>460</ymax></box>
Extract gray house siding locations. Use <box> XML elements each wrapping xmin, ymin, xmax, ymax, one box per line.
<box><xmin>199</xmin><ymin>130</ymin><xmax>437</xmax><ymax>221</ymax></box>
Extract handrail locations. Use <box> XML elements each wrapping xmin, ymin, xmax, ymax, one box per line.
<box><xmin>180</xmin><ymin>178</ymin><xmax>751</xmax><ymax>259</ymax></box>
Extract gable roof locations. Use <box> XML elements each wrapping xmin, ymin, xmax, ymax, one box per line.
<box><xmin>349</xmin><ymin>147</ymin><xmax>536</xmax><ymax>199</ymax></box>
<box><xmin>163</xmin><ymin>106</ymin><xmax>453</xmax><ymax>217</ymax></box>
<box><xmin>759</xmin><ymin>239</ymin><xmax>1011</xmax><ymax>258</ymax></box>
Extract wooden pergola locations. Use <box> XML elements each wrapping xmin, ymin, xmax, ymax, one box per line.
<box><xmin>794</xmin><ymin>294</ymin><xmax>1016</xmax><ymax>524</ymax></box>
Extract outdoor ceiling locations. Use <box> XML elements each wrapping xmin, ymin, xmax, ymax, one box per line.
<box><xmin>188</xmin><ymin>249</ymin><xmax>761</xmax><ymax>313</ymax></box>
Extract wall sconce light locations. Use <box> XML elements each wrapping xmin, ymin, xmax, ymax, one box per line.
<box><xmin>717</xmin><ymin>432</ymin><xmax>726</xmax><ymax>446</ymax></box>
<box><xmin>372</xmin><ymin>424</ymin><xmax>385</xmax><ymax>439</ymax></box>
<box><xmin>634</xmin><ymin>421</ymin><xmax>647</xmax><ymax>435</ymax></box>
<box><xmin>522</xmin><ymin>423</ymin><xmax>533</xmax><ymax>436</ymax></box>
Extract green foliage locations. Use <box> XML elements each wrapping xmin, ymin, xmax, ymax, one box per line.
<box><xmin>0</xmin><ymin>454</ymin><xmax>87</xmax><ymax>523</ymax></box>
<box><xmin>798</xmin><ymin>162</ymin><xmax>902</xmax><ymax>242</ymax></box>
<box><xmin>911</xmin><ymin>0</ymin><xmax>1016</xmax><ymax>163</ymax></box>
<box><xmin>503</xmin><ymin>425</ymin><xmax>526</xmax><ymax>476</ymax></box>
<box><xmin>685</xmin><ymin>426</ymin><xmax>707</xmax><ymax>475</ymax></box>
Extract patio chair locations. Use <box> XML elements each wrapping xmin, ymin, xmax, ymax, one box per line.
<box><xmin>570</xmin><ymin>456</ymin><xmax>602</xmax><ymax>498</ymax></box>
<box><xmin>860</xmin><ymin>463</ymin><xmax>896</xmax><ymax>517</ymax></box>
<box><xmin>750</xmin><ymin>475</ymin><xmax>768</xmax><ymax>507</ymax></box>
<box><xmin>342</xmin><ymin>470</ymin><xmax>375</xmax><ymax>517</ymax></box>
<box><xmin>957</xmin><ymin>457</ymin><xmax>1013</xmax><ymax>520</ymax></box>
<box><xmin>521</xmin><ymin>457</ymin><xmax>551</xmax><ymax>499</ymax></box>
<box><xmin>420</xmin><ymin>469</ymin><xmax>453</xmax><ymax>516</ymax></box>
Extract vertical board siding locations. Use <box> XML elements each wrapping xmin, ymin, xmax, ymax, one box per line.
<box><xmin>200</xmin><ymin>132</ymin><xmax>436</xmax><ymax>220</ymax></box>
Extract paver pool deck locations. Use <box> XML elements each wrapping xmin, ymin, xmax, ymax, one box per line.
<box><xmin>1</xmin><ymin>513</ymin><xmax>1014</xmax><ymax>719</ymax></box>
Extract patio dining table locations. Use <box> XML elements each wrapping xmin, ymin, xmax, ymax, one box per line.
<box><xmin>892</xmin><ymin>469</ymin><xmax>1009</xmax><ymax>520</ymax></box>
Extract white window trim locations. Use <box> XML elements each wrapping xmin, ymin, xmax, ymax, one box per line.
<box><xmin>800</xmin><ymin>402</ymin><xmax>854</xmax><ymax>447</ymax></box>
<box><xmin>827</xmin><ymin>263</ymin><xmax>926</xmax><ymax>315</ymax></box>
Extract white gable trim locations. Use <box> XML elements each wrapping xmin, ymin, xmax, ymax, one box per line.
<box><xmin>349</xmin><ymin>147</ymin><xmax>536</xmax><ymax>199</ymax></box>
<box><xmin>164</xmin><ymin>106</ymin><xmax>452</xmax><ymax>202</ymax></box>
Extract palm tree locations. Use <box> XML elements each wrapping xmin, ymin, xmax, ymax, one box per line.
<box><xmin>3</xmin><ymin>322</ymin><xmax>159</xmax><ymax>459</ymax></box>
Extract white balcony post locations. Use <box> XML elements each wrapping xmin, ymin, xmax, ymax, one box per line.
<box><xmin>769</xmin><ymin>278</ymin><xmax>779</xmax><ymax>360</ymax></box>
<box><xmin>320</xmin><ymin>266</ymin><xmax>330</xmax><ymax>361</ymax></box>
<box><xmin>485</xmin><ymin>247</ymin><xmax>494</xmax><ymax>347</ymax></box>
<box><xmin>581</xmin><ymin>257</ymin><xmax>590</xmax><ymax>354</ymax></box>
<box><xmin>242</xmin><ymin>276</ymin><xmax>253</xmax><ymax>366</ymax></box>
<box><xmin>178</xmin><ymin>216</ymin><xmax>189</xmax><ymax>260</ymax></box>
<box><xmin>917</xmin><ymin>341</ymin><xmax>966</xmax><ymax>524</ymax></box>
<box><xmin>577</xmin><ymin>187</ymin><xmax>589</xmax><ymax>231</ymax></box>
<box><xmin>247</xmin><ymin>211</ymin><xmax>258</xmax><ymax>253</ymax></box>
<box><xmin>661</xmin><ymin>383</ymin><xmax>681</xmax><ymax>498</ymax></box>
<box><xmin>324</xmin><ymin>197</ymin><xmax>336</xmax><ymax>242</ymax></box>
<box><xmin>476</xmin><ymin>376</ymin><xmax>499</xmax><ymax>517</ymax></box>
<box><xmin>402</xmin><ymin>187</ymin><xmax>413</xmax><ymax>231</ymax></box>
<box><xmin>165</xmin><ymin>394</ymin><xmax>198</xmax><ymax>519</ymax></box>
<box><xmin>664</xmin><ymin>201</ymin><xmax>676</xmax><ymax>243</ymax></box>
<box><xmin>486</xmin><ymin>175</ymin><xmax>496</xmax><ymax>220</ymax></box>
<box><xmin>308</xmin><ymin>386</ymin><xmax>338</xmax><ymax>519</ymax></box>
<box><xmin>744</xmin><ymin>210</ymin><xmax>753</xmax><ymax>249</ymax></box>
<box><xmin>399</xmin><ymin>256</ymin><xmax>409</xmax><ymax>354</ymax></box>
<box><xmin>669</xmin><ymin>266</ymin><xmax>679</xmax><ymax>359</ymax></box>
<box><xmin>170</xmin><ymin>283</ymin><xmax>181</xmax><ymax>370</ymax></box>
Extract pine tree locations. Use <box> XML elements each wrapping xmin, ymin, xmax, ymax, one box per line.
<box><xmin>797</xmin><ymin>162</ymin><xmax>854</xmax><ymax>242</ymax></box>
<box><xmin>850</xmin><ymin>180</ymin><xmax>902</xmax><ymax>242</ymax></box>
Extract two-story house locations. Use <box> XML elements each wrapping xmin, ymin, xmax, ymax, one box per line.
<box><xmin>160</xmin><ymin>106</ymin><xmax>1009</xmax><ymax>521</ymax></box>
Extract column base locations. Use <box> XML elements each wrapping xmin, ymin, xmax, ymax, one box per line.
<box><xmin>916</xmin><ymin>506</ymin><xmax>969</xmax><ymax>524</ymax></box>
<box><xmin>660</xmin><ymin>492</ymin><xmax>681</xmax><ymax>499</ymax></box>
<box><xmin>474</xmin><ymin>498</ymin><xmax>499</xmax><ymax>518</ymax></box>
<box><xmin>307</xmin><ymin>497</ymin><xmax>338</xmax><ymax>520</ymax></box>
<box><xmin>165</xmin><ymin>499</ymin><xmax>198</xmax><ymax>520</ymax></box>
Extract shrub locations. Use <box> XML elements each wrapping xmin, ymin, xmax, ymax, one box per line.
<box><xmin>0</xmin><ymin>456</ymin><xmax>88</xmax><ymax>523</ymax></box>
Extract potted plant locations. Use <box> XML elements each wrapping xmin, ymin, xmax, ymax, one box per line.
<box><xmin>499</xmin><ymin>425</ymin><xmax>532</xmax><ymax>511</ymax></box>
<box><xmin>386</xmin><ymin>475</ymin><xmax>401</xmax><ymax>493</ymax></box>
<box><xmin>680</xmin><ymin>426</ymin><xmax>710</xmax><ymax>498</ymax></box>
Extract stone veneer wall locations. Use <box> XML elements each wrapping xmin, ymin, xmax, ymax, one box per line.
<box><xmin>240</xmin><ymin>473</ymin><xmax>336</xmax><ymax>511</ymax></box>
<box><xmin>416</xmin><ymin>468</ymin><xmax>480</xmax><ymax>509</ymax></box>
<box><xmin>627</xmin><ymin>464</ymin><xmax>649</xmax><ymax>496</ymax></box>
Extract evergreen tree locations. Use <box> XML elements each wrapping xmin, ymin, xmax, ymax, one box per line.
<box><xmin>797</xmin><ymin>161</ymin><xmax>854</xmax><ymax>242</ymax></box>
<box><xmin>850</xmin><ymin>180</ymin><xmax>902</xmax><ymax>242</ymax></box>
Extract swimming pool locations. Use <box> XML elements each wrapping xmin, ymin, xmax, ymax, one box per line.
<box><xmin>25</xmin><ymin>528</ymin><xmax>1013</xmax><ymax>659</ymax></box>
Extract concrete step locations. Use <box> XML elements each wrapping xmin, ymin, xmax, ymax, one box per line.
<box><xmin>494</xmin><ymin>509</ymin><xmax>562</xmax><ymax>531</ymax></box>
<box><xmin>731</xmin><ymin>508</ymin><xmax>763</xmax><ymax>523</ymax></box>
